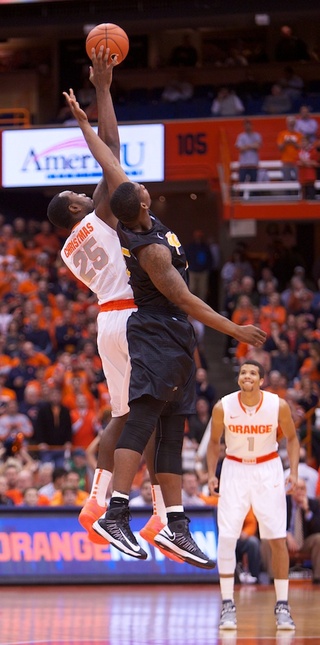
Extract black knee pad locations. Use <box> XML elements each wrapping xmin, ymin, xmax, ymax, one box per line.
<box><xmin>155</xmin><ymin>415</ymin><xmax>185</xmax><ymax>475</ymax></box>
<box><xmin>116</xmin><ymin>395</ymin><xmax>165</xmax><ymax>454</ymax></box>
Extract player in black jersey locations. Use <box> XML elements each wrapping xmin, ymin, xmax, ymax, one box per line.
<box><xmin>63</xmin><ymin>88</ymin><xmax>266</xmax><ymax>566</ymax></box>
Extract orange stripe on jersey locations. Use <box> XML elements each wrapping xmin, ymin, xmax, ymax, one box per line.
<box><xmin>238</xmin><ymin>391</ymin><xmax>264</xmax><ymax>414</ymax></box>
<box><xmin>100</xmin><ymin>299</ymin><xmax>136</xmax><ymax>312</ymax></box>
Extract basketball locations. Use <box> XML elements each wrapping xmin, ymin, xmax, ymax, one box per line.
<box><xmin>85</xmin><ymin>23</ymin><xmax>129</xmax><ymax>64</ymax></box>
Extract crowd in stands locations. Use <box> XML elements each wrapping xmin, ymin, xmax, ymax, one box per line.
<box><xmin>0</xmin><ymin>212</ymin><xmax>320</xmax><ymax>583</ymax></box>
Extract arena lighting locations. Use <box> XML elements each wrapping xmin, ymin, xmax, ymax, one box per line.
<box><xmin>83</xmin><ymin>24</ymin><xmax>96</xmax><ymax>35</ymax></box>
<box><xmin>255</xmin><ymin>14</ymin><xmax>270</xmax><ymax>26</ymax></box>
<box><xmin>159</xmin><ymin>195</ymin><xmax>166</xmax><ymax>202</ymax></box>
<box><xmin>190</xmin><ymin>193</ymin><xmax>197</xmax><ymax>200</ymax></box>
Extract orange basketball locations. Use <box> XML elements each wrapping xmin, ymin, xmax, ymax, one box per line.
<box><xmin>85</xmin><ymin>23</ymin><xmax>129</xmax><ymax>64</ymax></box>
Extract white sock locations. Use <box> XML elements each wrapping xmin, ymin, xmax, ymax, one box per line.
<box><xmin>112</xmin><ymin>490</ymin><xmax>129</xmax><ymax>501</ymax></box>
<box><xmin>220</xmin><ymin>576</ymin><xmax>235</xmax><ymax>601</ymax></box>
<box><xmin>152</xmin><ymin>485</ymin><xmax>166</xmax><ymax>523</ymax></box>
<box><xmin>166</xmin><ymin>505</ymin><xmax>184</xmax><ymax>515</ymax></box>
<box><xmin>89</xmin><ymin>468</ymin><xmax>112</xmax><ymax>506</ymax></box>
<box><xmin>274</xmin><ymin>579</ymin><xmax>289</xmax><ymax>603</ymax></box>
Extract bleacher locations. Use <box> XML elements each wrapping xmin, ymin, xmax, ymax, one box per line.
<box><xmin>230</xmin><ymin>160</ymin><xmax>303</xmax><ymax>201</ymax></box>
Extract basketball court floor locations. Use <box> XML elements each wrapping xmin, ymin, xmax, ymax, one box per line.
<box><xmin>1</xmin><ymin>581</ymin><xmax>319</xmax><ymax>645</ymax></box>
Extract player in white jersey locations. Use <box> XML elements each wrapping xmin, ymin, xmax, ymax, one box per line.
<box><xmin>207</xmin><ymin>360</ymin><xmax>300</xmax><ymax>631</ymax></box>
<box><xmin>47</xmin><ymin>49</ymin><xmax>178</xmax><ymax>560</ymax></box>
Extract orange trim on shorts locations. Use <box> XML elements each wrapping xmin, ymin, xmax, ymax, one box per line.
<box><xmin>226</xmin><ymin>451</ymin><xmax>279</xmax><ymax>465</ymax></box>
<box><xmin>100</xmin><ymin>299</ymin><xmax>136</xmax><ymax>312</ymax></box>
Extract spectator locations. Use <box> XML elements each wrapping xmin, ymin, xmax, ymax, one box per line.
<box><xmin>6</xmin><ymin>468</ymin><xmax>49</xmax><ymax>505</ymax></box>
<box><xmin>38</xmin><ymin>465</ymin><xmax>68</xmax><ymax>500</ymax></box>
<box><xmin>271</xmin><ymin>479</ymin><xmax>320</xmax><ymax>584</ymax></box>
<box><xmin>277</xmin><ymin>116</ymin><xmax>303</xmax><ymax>180</ymax></box>
<box><xmin>0</xmin><ymin>474</ymin><xmax>14</xmax><ymax>506</ymax></box>
<box><xmin>283</xmin><ymin>446</ymin><xmax>318</xmax><ymax>498</ymax></box>
<box><xmin>278</xmin><ymin>66</ymin><xmax>304</xmax><ymax>102</ymax></box>
<box><xmin>188</xmin><ymin>397</ymin><xmax>212</xmax><ymax>445</ymax></box>
<box><xmin>264</xmin><ymin>370</ymin><xmax>288</xmax><ymax>399</ymax></box>
<box><xmin>211</xmin><ymin>86</ymin><xmax>244</xmax><ymax>117</ymax></box>
<box><xmin>181</xmin><ymin>470</ymin><xmax>206</xmax><ymax>507</ymax></box>
<box><xmin>235</xmin><ymin>119</ymin><xmax>262</xmax><ymax>183</ymax></box>
<box><xmin>184</xmin><ymin>229</ymin><xmax>212</xmax><ymax>302</ymax></box>
<box><xmin>71</xmin><ymin>393</ymin><xmax>101</xmax><ymax>450</ymax></box>
<box><xmin>0</xmin><ymin>398</ymin><xmax>33</xmax><ymax>445</ymax></box>
<box><xmin>161</xmin><ymin>74</ymin><xmax>194</xmax><ymax>103</ymax></box>
<box><xmin>195</xmin><ymin>367</ymin><xmax>216</xmax><ymax>409</ymax></box>
<box><xmin>169</xmin><ymin>34</ymin><xmax>198</xmax><ymax>67</ymax></box>
<box><xmin>129</xmin><ymin>478</ymin><xmax>153</xmax><ymax>508</ymax></box>
<box><xmin>295</xmin><ymin>105</ymin><xmax>319</xmax><ymax>142</ymax></box>
<box><xmin>50</xmin><ymin>470</ymin><xmax>88</xmax><ymax>505</ymax></box>
<box><xmin>236</xmin><ymin>508</ymin><xmax>261</xmax><ymax>584</ymax></box>
<box><xmin>275</xmin><ymin>25</ymin><xmax>310</xmax><ymax>63</ymax></box>
<box><xmin>33</xmin><ymin>388</ymin><xmax>72</xmax><ymax>467</ymax></box>
<box><xmin>262</xmin><ymin>83</ymin><xmax>292</xmax><ymax>115</ymax></box>
<box><xmin>297</xmin><ymin>135</ymin><xmax>318</xmax><ymax>200</ymax></box>
<box><xmin>271</xmin><ymin>338</ymin><xmax>299</xmax><ymax>386</ymax></box>
<box><xmin>21</xmin><ymin>486</ymin><xmax>48</xmax><ymax>507</ymax></box>
<box><xmin>259</xmin><ymin>292</ymin><xmax>286</xmax><ymax>336</ymax></box>
<box><xmin>54</xmin><ymin>484</ymin><xmax>80</xmax><ymax>507</ymax></box>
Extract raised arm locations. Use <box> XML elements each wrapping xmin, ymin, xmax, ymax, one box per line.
<box><xmin>136</xmin><ymin>243</ymin><xmax>267</xmax><ymax>346</ymax></box>
<box><xmin>88</xmin><ymin>47</ymin><xmax>120</xmax><ymax>160</ymax></box>
<box><xmin>63</xmin><ymin>89</ymin><xmax>128</xmax><ymax>197</ymax></box>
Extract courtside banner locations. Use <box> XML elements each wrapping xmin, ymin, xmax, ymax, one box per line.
<box><xmin>1</xmin><ymin>123</ymin><xmax>164</xmax><ymax>187</ymax></box>
<box><xmin>0</xmin><ymin>507</ymin><xmax>218</xmax><ymax>584</ymax></box>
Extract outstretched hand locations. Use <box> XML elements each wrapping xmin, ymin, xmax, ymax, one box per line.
<box><xmin>89</xmin><ymin>46</ymin><xmax>119</xmax><ymax>89</ymax></box>
<box><xmin>235</xmin><ymin>324</ymin><xmax>267</xmax><ymax>347</ymax></box>
<box><xmin>62</xmin><ymin>89</ymin><xmax>88</xmax><ymax>125</ymax></box>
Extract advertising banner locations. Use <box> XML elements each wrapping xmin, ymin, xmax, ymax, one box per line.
<box><xmin>0</xmin><ymin>507</ymin><xmax>218</xmax><ymax>584</ymax></box>
<box><xmin>1</xmin><ymin>123</ymin><xmax>164</xmax><ymax>187</ymax></box>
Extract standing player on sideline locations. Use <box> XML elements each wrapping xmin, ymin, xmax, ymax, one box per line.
<box><xmin>61</xmin><ymin>88</ymin><xmax>266</xmax><ymax>566</ymax></box>
<box><xmin>47</xmin><ymin>49</ymin><xmax>177</xmax><ymax>559</ymax></box>
<box><xmin>207</xmin><ymin>360</ymin><xmax>299</xmax><ymax>631</ymax></box>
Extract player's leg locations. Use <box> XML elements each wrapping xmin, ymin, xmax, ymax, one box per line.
<box><xmin>153</xmin><ymin>414</ymin><xmax>215</xmax><ymax>569</ymax></box>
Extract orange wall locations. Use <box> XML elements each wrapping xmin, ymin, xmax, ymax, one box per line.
<box><xmin>165</xmin><ymin>115</ymin><xmax>320</xmax><ymax>182</ymax></box>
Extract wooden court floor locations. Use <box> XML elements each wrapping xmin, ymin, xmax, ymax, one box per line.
<box><xmin>0</xmin><ymin>581</ymin><xmax>319</xmax><ymax>645</ymax></box>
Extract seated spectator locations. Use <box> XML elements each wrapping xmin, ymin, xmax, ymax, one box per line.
<box><xmin>33</xmin><ymin>388</ymin><xmax>72</xmax><ymax>468</ymax></box>
<box><xmin>259</xmin><ymin>292</ymin><xmax>287</xmax><ymax>336</ymax></box>
<box><xmin>181</xmin><ymin>470</ymin><xmax>206</xmax><ymax>507</ymax></box>
<box><xmin>0</xmin><ymin>398</ymin><xmax>33</xmax><ymax>445</ymax></box>
<box><xmin>50</xmin><ymin>470</ymin><xmax>88</xmax><ymax>505</ymax></box>
<box><xmin>257</xmin><ymin>267</ymin><xmax>279</xmax><ymax>303</ymax></box>
<box><xmin>295</xmin><ymin>105</ymin><xmax>319</xmax><ymax>142</ymax></box>
<box><xmin>236</xmin><ymin>508</ymin><xmax>261</xmax><ymax>585</ymax></box>
<box><xmin>283</xmin><ymin>446</ymin><xmax>318</xmax><ymax>498</ymax></box>
<box><xmin>286</xmin><ymin>479</ymin><xmax>320</xmax><ymax>583</ymax></box>
<box><xmin>299</xmin><ymin>342</ymin><xmax>320</xmax><ymax>385</ymax></box>
<box><xmin>271</xmin><ymin>338</ymin><xmax>299</xmax><ymax>387</ymax></box>
<box><xmin>188</xmin><ymin>397</ymin><xmax>212</xmax><ymax>445</ymax></box>
<box><xmin>211</xmin><ymin>86</ymin><xmax>244</xmax><ymax>117</ymax></box>
<box><xmin>129</xmin><ymin>477</ymin><xmax>153</xmax><ymax>508</ymax></box>
<box><xmin>277</xmin><ymin>116</ymin><xmax>303</xmax><ymax>180</ymax></box>
<box><xmin>275</xmin><ymin>25</ymin><xmax>310</xmax><ymax>63</ymax></box>
<box><xmin>263</xmin><ymin>370</ymin><xmax>288</xmax><ymax>399</ymax></box>
<box><xmin>161</xmin><ymin>74</ymin><xmax>194</xmax><ymax>103</ymax></box>
<box><xmin>262</xmin><ymin>83</ymin><xmax>292</xmax><ymax>115</ymax></box>
<box><xmin>278</xmin><ymin>65</ymin><xmax>304</xmax><ymax>101</ymax></box>
<box><xmin>20</xmin><ymin>486</ymin><xmax>49</xmax><ymax>507</ymax></box>
<box><xmin>195</xmin><ymin>367</ymin><xmax>216</xmax><ymax>409</ymax></box>
<box><xmin>38</xmin><ymin>465</ymin><xmax>68</xmax><ymax>500</ymax></box>
<box><xmin>0</xmin><ymin>474</ymin><xmax>15</xmax><ymax>506</ymax></box>
<box><xmin>169</xmin><ymin>34</ymin><xmax>198</xmax><ymax>67</ymax></box>
<box><xmin>71</xmin><ymin>393</ymin><xmax>101</xmax><ymax>449</ymax></box>
<box><xmin>55</xmin><ymin>484</ymin><xmax>80</xmax><ymax>507</ymax></box>
<box><xmin>6</xmin><ymin>468</ymin><xmax>49</xmax><ymax>505</ymax></box>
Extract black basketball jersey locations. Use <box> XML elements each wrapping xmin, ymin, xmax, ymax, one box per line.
<box><xmin>117</xmin><ymin>213</ymin><xmax>188</xmax><ymax>312</ymax></box>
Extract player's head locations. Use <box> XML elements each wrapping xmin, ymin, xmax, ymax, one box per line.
<box><xmin>110</xmin><ymin>181</ymin><xmax>151</xmax><ymax>227</ymax></box>
<box><xmin>47</xmin><ymin>190</ymin><xmax>94</xmax><ymax>230</ymax></box>
<box><xmin>238</xmin><ymin>359</ymin><xmax>265</xmax><ymax>387</ymax></box>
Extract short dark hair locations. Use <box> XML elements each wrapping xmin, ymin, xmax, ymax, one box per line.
<box><xmin>240</xmin><ymin>359</ymin><xmax>265</xmax><ymax>379</ymax></box>
<box><xmin>47</xmin><ymin>193</ymin><xmax>72</xmax><ymax>229</ymax></box>
<box><xmin>110</xmin><ymin>182</ymin><xmax>141</xmax><ymax>224</ymax></box>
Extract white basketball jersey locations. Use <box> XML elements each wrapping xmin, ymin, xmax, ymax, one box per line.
<box><xmin>221</xmin><ymin>390</ymin><xmax>279</xmax><ymax>459</ymax></box>
<box><xmin>61</xmin><ymin>211</ymin><xmax>132</xmax><ymax>304</ymax></box>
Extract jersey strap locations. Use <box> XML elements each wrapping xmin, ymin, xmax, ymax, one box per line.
<box><xmin>226</xmin><ymin>451</ymin><xmax>279</xmax><ymax>465</ymax></box>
